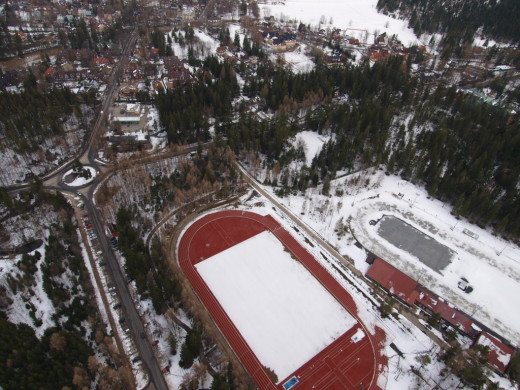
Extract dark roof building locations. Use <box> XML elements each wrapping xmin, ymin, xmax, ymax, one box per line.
<box><xmin>365</xmin><ymin>258</ymin><xmax>419</xmax><ymax>305</ymax></box>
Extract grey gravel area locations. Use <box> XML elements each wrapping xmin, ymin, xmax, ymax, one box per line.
<box><xmin>377</xmin><ymin>215</ymin><xmax>454</xmax><ymax>273</ymax></box>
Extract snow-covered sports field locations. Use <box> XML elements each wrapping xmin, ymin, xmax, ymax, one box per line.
<box><xmin>196</xmin><ymin>230</ymin><xmax>357</xmax><ymax>381</ymax></box>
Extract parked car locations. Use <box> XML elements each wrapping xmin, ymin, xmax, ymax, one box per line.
<box><xmin>131</xmin><ymin>356</ymin><xmax>141</xmax><ymax>363</ymax></box>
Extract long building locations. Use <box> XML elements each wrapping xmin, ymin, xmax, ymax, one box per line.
<box><xmin>365</xmin><ymin>255</ymin><xmax>517</xmax><ymax>374</ymax></box>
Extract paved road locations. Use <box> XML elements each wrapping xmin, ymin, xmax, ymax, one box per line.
<box><xmin>235</xmin><ymin>163</ymin><xmax>363</xmax><ymax>278</ymax></box>
<box><xmin>81</xmin><ymin>31</ymin><xmax>139</xmax><ymax>164</ymax></box>
<box><xmin>5</xmin><ymin>30</ymin><xmax>138</xmax><ymax>192</ymax></box>
<box><xmin>83</xmin><ymin>186</ymin><xmax>169</xmax><ymax>390</ymax></box>
<box><xmin>7</xmin><ymin>27</ymin><xmax>170</xmax><ymax>390</ymax></box>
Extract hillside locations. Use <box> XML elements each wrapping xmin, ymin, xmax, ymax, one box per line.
<box><xmin>0</xmin><ymin>192</ymin><xmax>131</xmax><ymax>389</ymax></box>
<box><xmin>377</xmin><ymin>0</ymin><xmax>520</xmax><ymax>46</ymax></box>
<box><xmin>0</xmin><ymin>86</ymin><xmax>95</xmax><ymax>185</ymax></box>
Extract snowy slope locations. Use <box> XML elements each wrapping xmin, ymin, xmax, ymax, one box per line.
<box><xmin>261</xmin><ymin>0</ymin><xmax>420</xmax><ymax>46</ymax></box>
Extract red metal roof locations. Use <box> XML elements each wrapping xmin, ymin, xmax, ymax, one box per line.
<box><xmin>365</xmin><ymin>258</ymin><xmax>419</xmax><ymax>305</ymax></box>
<box><xmin>416</xmin><ymin>288</ymin><xmax>473</xmax><ymax>334</ymax></box>
<box><xmin>477</xmin><ymin>332</ymin><xmax>516</xmax><ymax>373</ymax></box>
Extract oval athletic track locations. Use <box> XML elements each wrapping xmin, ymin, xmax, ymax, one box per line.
<box><xmin>177</xmin><ymin>210</ymin><xmax>387</xmax><ymax>390</ymax></box>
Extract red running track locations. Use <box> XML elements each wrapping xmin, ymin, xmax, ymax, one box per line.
<box><xmin>177</xmin><ymin>210</ymin><xmax>387</xmax><ymax>390</ymax></box>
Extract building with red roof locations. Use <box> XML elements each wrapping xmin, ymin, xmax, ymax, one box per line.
<box><xmin>476</xmin><ymin>332</ymin><xmax>516</xmax><ymax>374</ymax></box>
<box><xmin>416</xmin><ymin>287</ymin><xmax>474</xmax><ymax>335</ymax></box>
<box><xmin>365</xmin><ymin>258</ymin><xmax>419</xmax><ymax>305</ymax></box>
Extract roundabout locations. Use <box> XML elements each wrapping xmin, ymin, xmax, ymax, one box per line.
<box><xmin>62</xmin><ymin>165</ymin><xmax>97</xmax><ymax>187</ymax></box>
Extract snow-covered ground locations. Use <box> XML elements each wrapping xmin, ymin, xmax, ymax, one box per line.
<box><xmin>274</xmin><ymin>43</ymin><xmax>315</xmax><ymax>74</ymax></box>
<box><xmin>261</xmin><ymin>0</ymin><xmax>420</xmax><ymax>46</ymax></box>
<box><xmin>347</xmin><ymin>174</ymin><xmax>520</xmax><ymax>347</ymax></box>
<box><xmin>244</xmin><ymin>130</ymin><xmax>520</xmax><ymax>350</ymax></box>
<box><xmin>226</xmin><ymin>184</ymin><xmax>517</xmax><ymax>390</ymax></box>
<box><xmin>194</xmin><ymin>28</ymin><xmax>221</xmax><ymax>56</ymax></box>
<box><xmin>292</xmin><ymin>130</ymin><xmax>331</xmax><ymax>165</ymax></box>
<box><xmin>63</xmin><ymin>166</ymin><xmax>97</xmax><ymax>187</ymax></box>
<box><xmin>196</xmin><ymin>230</ymin><xmax>356</xmax><ymax>381</ymax></box>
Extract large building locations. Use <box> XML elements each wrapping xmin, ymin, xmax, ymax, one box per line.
<box><xmin>365</xmin><ymin>257</ymin><xmax>419</xmax><ymax>305</ymax></box>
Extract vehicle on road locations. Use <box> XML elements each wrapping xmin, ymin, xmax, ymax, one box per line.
<box><xmin>131</xmin><ymin>356</ymin><xmax>141</xmax><ymax>363</ymax></box>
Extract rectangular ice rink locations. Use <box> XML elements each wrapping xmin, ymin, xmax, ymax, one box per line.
<box><xmin>196</xmin><ymin>230</ymin><xmax>357</xmax><ymax>382</ymax></box>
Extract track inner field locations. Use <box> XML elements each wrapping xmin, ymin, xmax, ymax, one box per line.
<box><xmin>177</xmin><ymin>210</ymin><xmax>386</xmax><ymax>390</ymax></box>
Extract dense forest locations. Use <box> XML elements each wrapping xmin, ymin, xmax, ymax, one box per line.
<box><xmin>0</xmin><ymin>317</ymin><xmax>92</xmax><ymax>390</ymax></box>
<box><xmin>116</xmin><ymin>208</ymin><xmax>181</xmax><ymax>313</ymax></box>
<box><xmin>155</xmin><ymin>54</ymin><xmax>520</xmax><ymax>238</ymax></box>
<box><xmin>377</xmin><ymin>0</ymin><xmax>520</xmax><ymax>48</ymax></box>
<box><xmin>156</xmin><ymin>55</ymin><xmax>240</xmax><ymax>144</ymax></box>
<box><xmin>0</xmin><ymin>192</ymin><xmax>127</xmax><ymax>390</ymax></box>
<box><xmin>0</xmin><ymin>86</ymin><xmax>82</xmax><ymax>153</ymax></box>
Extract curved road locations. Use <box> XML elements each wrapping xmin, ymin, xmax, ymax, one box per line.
<box><xmin>6</xmin><ymin>26</ymin><xmax>169</xmax><ymax>390</ymax></box>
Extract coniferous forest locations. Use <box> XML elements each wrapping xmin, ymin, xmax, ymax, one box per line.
<box><xmin>156</xmin><ymin>55</ymin><xmax>520</xmax><ymax>238</ymax></box>
<box><xmin>377</xmin><ymin>0</ymin><xmax>520</xmax><ymax>46</ymax></box>
<box><xmin>0</xmin><ymin>87</ymin><xmax>83</xmax><ymax>153</ymax></box>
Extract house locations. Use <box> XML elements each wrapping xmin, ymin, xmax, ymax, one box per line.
<box><xmin>16</xmin><ymin>31</ymin><xmax>28</xmax><ymax>41</ymax></box>
<box><xmin>370</xmin><ymin>50</ymin><xmax>390</xmax><ymax>62</ymax></box>
<box><xmin>475</xmin><ymin>332</ymin><xmax>516</xmax><ymax>374</ymax></box>
<box><xmin>0</xmin><ymin>70</ymin><xmax>21</xmax><ymax>91</ymax></box>
<box><xmin>162</xmin><ymin>56</ymin><xmax>193</xmax><ymax>87</ymax></box>
<box><xmin>365</xmin><ymin>258</ymin><xmax>419</xmax><ymax>305</ymax></box>
<box><xmin>93</xmin><ymin>21</ymin><xmax>108</xmax><ymax>32</ymax></box>
<box><xmin>54</xmin><ymin>68</ymin><xmax>90</xmax><ymax>82</ymax></box>
<box><xmin>44</xmin><ymin>66</ymin><xmax>57</xmax><ymax>79</ymax></box>
<box><xmin>376</xmin><ymin>32</ymin><xmax>387</xmax><ymax>45</ymax></box>
<box><xmin>92</xmin><ymin>56</ymin><xmax>112</xmax><ymax>66</ymax></box>
<box><xmin>416</xmin><ymin>287</ymin><xmax>474</xmax><ymax>335</ymax></box>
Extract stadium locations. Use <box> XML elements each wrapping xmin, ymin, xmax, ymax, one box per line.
<box><xmin>177</xmin><ymin>210</ymin><xmax>387</xmax><ymax>390</ymax></box>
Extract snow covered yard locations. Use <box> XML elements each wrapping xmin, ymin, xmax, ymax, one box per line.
<box><xmin>280</xmin><ymin>44</ymin><xmax>315</xmax><ymax>73</ymax></box>
<box><xmin>292</xmin><ymin>130</ymin><xmax>331</xmax><ymax>165</ymax></box>
<box><xmin>253</xmin><ymin>165</ymin><xmax>520</xmax><ymax>349</ymax></box>
<box><xmin>261</xmin><ymin>0</ymin><xmax>420</xmax><ymax>46</ymax></box>
<box><xmin>196</xmin><ymin>230</ymin><xmax>357</xmax><ymax>382</ymax></box>
<box><xmin>230</xmin><ymin>182</ymin><xmax>518</xmax><ymax>390</ymax></box>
